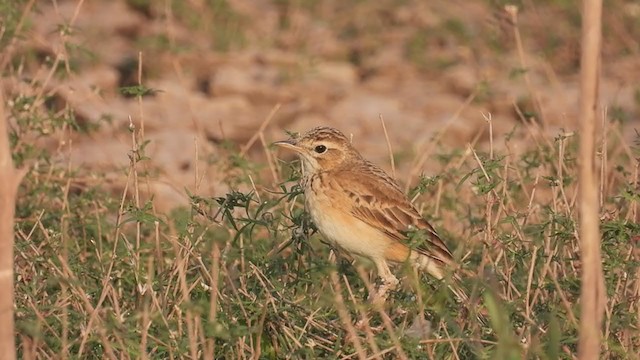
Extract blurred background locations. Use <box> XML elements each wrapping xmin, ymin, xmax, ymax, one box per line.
<box><xmin>3</xmin><ymin>0</ymin><xmax>640</xmax><ymax>208</ymax></box>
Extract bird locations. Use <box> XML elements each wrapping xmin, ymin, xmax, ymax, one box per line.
<box><xmin>274</xmin><ymin>126</ymin><xmax>467</xmax><ymax>302</ymax></box>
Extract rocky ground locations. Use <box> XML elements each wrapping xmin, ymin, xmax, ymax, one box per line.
<box><xmin>4</xmin><ymin>0</ymin><xmax>640</xmax><ymax>211</ymax></box>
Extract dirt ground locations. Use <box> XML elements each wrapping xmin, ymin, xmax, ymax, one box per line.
<box><xmin>4</xmin><ymin>0</ymin><xmax>640</xmax><ymax>211</ymax></box>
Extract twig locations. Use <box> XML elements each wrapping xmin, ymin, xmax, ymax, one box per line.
<box><xmin>329</xmin><ymin>269</ymin><xmax>367</xmax><ymax>360</ymax></box>
<box><xmin>576</xmin><ymin>0</ymin><xmax>606</xmax><ymax>358</ymax></box>
<box><xmin>0</xmin><ymin>77</ymin><xmax>27</xmax><ymax>360</ymax></box>
<box><xmin>379</xmin><ymin>114</ymin><xmax>395</xmax><ymax>178</ymax></box>
<box><xmin>241</xmin><ymin>103</ymin><xmax>281</xmax><ymax>156</ymax></box>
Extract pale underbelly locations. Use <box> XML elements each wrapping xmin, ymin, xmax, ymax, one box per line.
<box><xmin>306</xmin><ymin>194</ymin><xmax>389</xmax><ymax>259</ymax></box>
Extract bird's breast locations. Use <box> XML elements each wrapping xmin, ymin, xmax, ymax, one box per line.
<box><xmin>304</xmin><ymin>175</ymin><xmax>390</xmax><ymax>259</ymax></box>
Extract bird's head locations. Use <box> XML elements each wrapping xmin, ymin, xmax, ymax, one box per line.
<box><xmin>274</xmin><ymin>126</ymin><xmax>358</xmax><ymax>173</ymax></box>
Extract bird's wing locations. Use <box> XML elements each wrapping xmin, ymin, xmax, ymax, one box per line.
<box><xmin>332</xmin><ymin>162</ymin><xmax>455</xmax><ymax>267</ymax></box>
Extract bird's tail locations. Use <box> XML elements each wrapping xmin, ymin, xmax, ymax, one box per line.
<box><xmin>412</xmin><ymin>253</ymin><xmax>489</xmax><ymax>325</ymax></box>
<box><xmin>412</xmin><ymin>253</ymin><xmax>483</xmax><ymax>306</ymax></box>
<box><xmin>411</xmin><ymin>253</ymin><xmax>465</xmax><ymax>298</ymax></box>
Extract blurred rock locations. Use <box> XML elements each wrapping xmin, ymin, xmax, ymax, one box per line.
<box><xmin>67</xmin><ymin>137</ymin><xmax>131</xmax><ymax>170</ymax></box>
<box><xmin>66</xmin><ymin>126</ymin><xmax>228</xmax><ymax>211</ymax></box>
<box><xmin>210</xmin><ymin>62</ymin><xmax>294</xmax><ymax>103</ymax></box>
<box><xmin>443</xmin><ymin>64</ymin><xmax>479</xmax><ymax>97</ymax></box>
<box><xmin>309</xmin><ymin>62</ymin><xmax>358</xmax><ymax>88</ymax></box>
<box><xmin>146</xmin><ymin>181</ymin><xmax>190</xmax><ymax>214</ymax></box>
<box><xmin>29</xmin><ymin>0</ymin><xmax>144</xmax><ymax>66</ymax></box>
<box><xmin>137</xmin><ymin>78</ymin><xmax>261</xmax><ymax>142</ymax></box>
<box><xmin>51</xmin><ymin>66</ymin><xmax>130</xmax><ymax>130</ymax></box>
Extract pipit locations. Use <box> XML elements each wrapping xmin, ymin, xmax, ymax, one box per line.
<box><xmin>274</xmin><ymin>126</ymin><xmax>466</xmax><ymax>301</ymax></box>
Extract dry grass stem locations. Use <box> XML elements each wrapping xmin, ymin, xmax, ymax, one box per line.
<box><xmin>577</xmin><ymin>0</ymin><xmax>606</xmax><ymax>358</ymax></box>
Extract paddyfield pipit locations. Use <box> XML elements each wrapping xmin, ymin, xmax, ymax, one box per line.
<box><xmin>274</xmin><ymin>126</ymin><xmax>467</xmax><ymax>301</ymax></box>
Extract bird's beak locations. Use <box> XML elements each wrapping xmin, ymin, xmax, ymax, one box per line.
<box><xmin>273</xmin><ymin>139</ymin><xmax>302</xmax><ymax>153</ymax></box>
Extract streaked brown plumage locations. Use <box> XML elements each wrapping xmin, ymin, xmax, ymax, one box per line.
<box><xmin>274</xmin><ymin>126</ymin><xmax>466</xmax><ymax>301</ymax></box>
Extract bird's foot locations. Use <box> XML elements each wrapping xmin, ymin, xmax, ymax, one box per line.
<box><xmin>368</xmin><ymin>276</ymin><xmax>399</xmax><ymax>304</ymax></box>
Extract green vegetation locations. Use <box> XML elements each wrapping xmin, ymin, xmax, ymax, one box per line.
<box><xmin>9</xmin><ymin>89</ymin><xmax>640</xmax><ymax>357</ymax></box>
<box><xmin>3</xmin><ymin>0</ymin><xmax>639</xmax><ymax>358</ymax></box>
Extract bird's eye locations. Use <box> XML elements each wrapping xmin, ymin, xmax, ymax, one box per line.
<box><xmin>314</xmin><ymin>145</ymin><xmax>327</xmax><ymax>154</ymax></box>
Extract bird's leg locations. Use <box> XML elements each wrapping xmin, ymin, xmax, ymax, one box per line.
<box><xmin>375</xmin><ymin>259</ymin><xmax>399</xmax><ymax>287</ymax></box>
<box><xmin>369</xmin><ymin>259</ymin><xmax>399</xmax><ymax>302</ymax></box>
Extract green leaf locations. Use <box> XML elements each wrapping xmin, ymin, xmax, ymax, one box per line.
<box><xmin>119</xmin><ymin>85</ymin><xmax>158</xmax><ymax>97</ymax></box>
